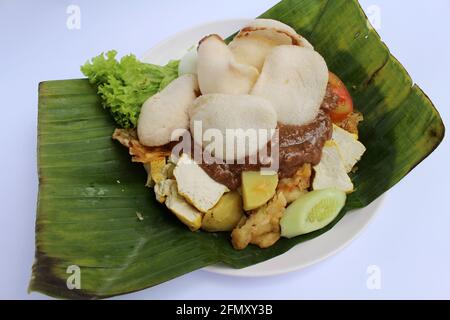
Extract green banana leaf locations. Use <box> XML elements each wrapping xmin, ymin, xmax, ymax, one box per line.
<box><xmin>30</xmin><ymin>0</ymin><xmax>445</xmax><ymax>299</ymax></box>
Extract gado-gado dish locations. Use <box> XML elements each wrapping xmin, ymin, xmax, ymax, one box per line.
<box><xmin>84</xmin><ymin>19</ymin><xmax>366</xmax><ymax>250</ymax></box>
<box><xmin>32</xmin><ymin>0</ymin><xmax>445</xmax><ymax>299</ymax></box>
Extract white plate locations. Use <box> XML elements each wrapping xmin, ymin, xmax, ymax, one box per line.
<box><xmin>142</xmin><ymin>19</ymin><xmax>385</xmax><ymax>277</ymax></box>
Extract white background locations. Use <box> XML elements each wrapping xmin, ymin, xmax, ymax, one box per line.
<box><xmin>0</xmin><ymin>0</ymin><xmax>449</xmax><ymax>299</ymax></box>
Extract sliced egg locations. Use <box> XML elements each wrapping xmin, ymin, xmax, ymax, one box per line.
<box><xmin>173</xmin><ymin>153</ymin><xmax>229</xmax><ymax>213</ymax></box>
<box><xmin>313</xmin><ymin>141</ymin><xmax>354</xmax><ymax>193</ymax></box>
<box><xmin>332</xmin><ymin>125</ymin><xmax>366</xmax><ymax>173</ymax></box>
<box><xmin>165</xmin><ymin>181</ymin><xmax>203</xmax><ymax>231</ymax></box>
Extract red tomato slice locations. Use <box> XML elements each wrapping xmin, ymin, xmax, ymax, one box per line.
<box><xmin>328</xmin><ymin>72</ymin><xmax>354</xmax><ymax>122</ymax></box>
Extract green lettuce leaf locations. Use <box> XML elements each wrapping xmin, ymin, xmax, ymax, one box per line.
<box><xmin>81</xmin><ymin>51</ymin><xmax>179</xmax><ymax>128</ymax></box>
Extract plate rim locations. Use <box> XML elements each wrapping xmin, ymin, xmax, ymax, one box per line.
<box><xmin>204</xmin><ymin>197</ymin><xmax>385</xmax><ymax>277</ymax></box>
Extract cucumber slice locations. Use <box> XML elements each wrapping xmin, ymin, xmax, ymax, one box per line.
<box><xmin>280</xmin><ymin>189</ymin><xmax>346</xmax><ymax>238</ymax></box>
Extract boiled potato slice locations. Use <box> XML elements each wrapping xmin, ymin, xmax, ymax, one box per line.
<box><xmin>202</xmin><ymin>191</ymin><xmax>244</xmax><ymax>232</ymax></box>
<box><xmin>242</xmin><ymin>171</ymin><xmax>278</xmax><ymax>211</ymax></box>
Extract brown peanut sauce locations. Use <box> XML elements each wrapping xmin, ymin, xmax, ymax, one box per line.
<box><xmin>198</xmin><ymin>85</ymin><xmax>338</xmax><ymax>190</ymax></box>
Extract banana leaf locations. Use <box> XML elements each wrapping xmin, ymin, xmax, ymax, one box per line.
<box><xmin>30</xmin><ymin>0</ymin><xmax>445</xmax><ymax>299</ymax></box>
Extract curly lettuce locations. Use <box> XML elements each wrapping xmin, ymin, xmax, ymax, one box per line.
<box><xmin>81</xmin><ymin>51</ymin><xmax>179</xmax><ymax>128</ymax></box>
